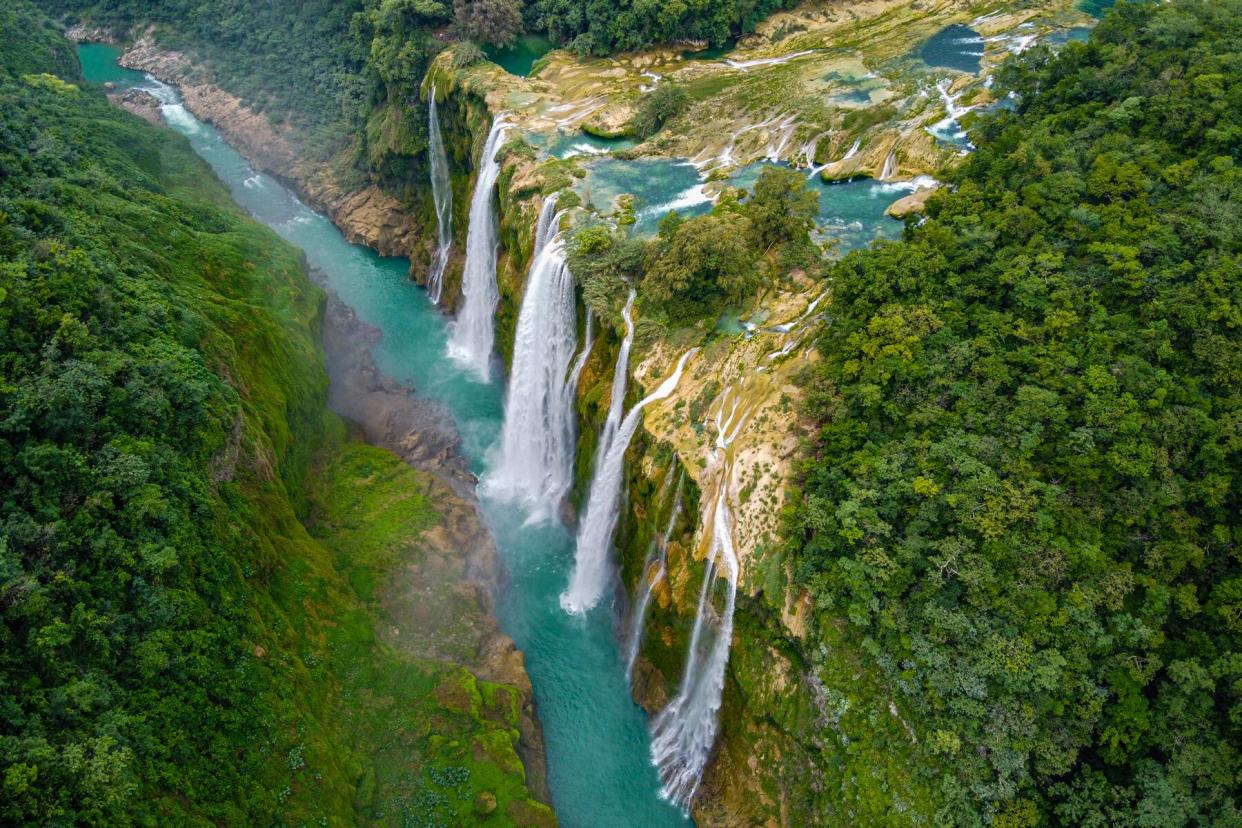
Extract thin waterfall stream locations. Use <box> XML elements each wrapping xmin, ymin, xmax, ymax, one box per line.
<box><xmin>426</xmin><ymin>85</ymin><xmax>453</xmax><ymax>304</ymax></box>
<box><xmin>562</xmin><ymin>342</ymin><xmax>697</xmax><ymax>615</ymax></box>
<box><xmin>625</xmin><ymin>474</ymin><xmax>684</xmax><ymax>681</ymax></box>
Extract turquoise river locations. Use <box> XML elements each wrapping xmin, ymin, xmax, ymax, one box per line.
<box><xmin>78</xmin><ymin>43</ymin><xmax>690</xmax><ymax>828</ymax></box>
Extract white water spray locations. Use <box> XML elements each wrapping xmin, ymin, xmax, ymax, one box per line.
<box><xmin>725</xmin><ymin>49</ymin><xmax>816</xmax><ymax>70</ymax></box>
<box><xmin>447</xmin><ymin>116</ymin><xmax>509</xmax><ymax>380</ymax></box>
<box><xmin>649</xmin><ymin>480</ymin><xmax>739</xmax><ymax>807</ymax></box>
<box><xmin>881</xmin><ymin>149</ymin><xmax>898</xmax><ymax>180</ymax></box>
<box><xmin>484</xmin><ymin>198</ymin><xmax>579</xmax><ymax>520</ymax></box>
<box><xmin>427</xmin><ymin>85</ymin><xmax>453</xmax><ymax>304</ymax></box>
<box><xmin>562</xmin><ymin>343</ymin><xmax>697</xmax><ymax>615</ymax></box>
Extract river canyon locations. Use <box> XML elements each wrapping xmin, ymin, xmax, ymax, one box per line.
<box><xmin>76</xmin><ymin>1</ymin><xmax>1101</xmax><ymax>820</ymax></box>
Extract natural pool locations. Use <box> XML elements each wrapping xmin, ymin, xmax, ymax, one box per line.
<box><xmin>574</xmin><ymin>156</ymin><xmax>713</xmax><ymax>233</ymax></box>
<box><xmin>730</xmin><ymin>161</ymin><xmax>908</xmax><ymax>252</ymax></box>
<box><xmin>78</xmin><ymin>42</ymin><xmax>691</xmax><ymax>828</ymax></box>
<box><xmin>485</xmin><ymin>34</ymin><xmax>555</xmax><ymax>76</ymax></box>
<box><xmin>534</xmin><ymin>129</ymin><xmax>638</xmax><ymax>160</ymax></box>
<box><xmin>574</xmin><ymin>155</ymin><xmax>909</xmax><ymax>248</ymax></box>
<box><xmin>920</xmin><ymin>24</ymin><xmax>985</xmax><ymax>73</ymax></box>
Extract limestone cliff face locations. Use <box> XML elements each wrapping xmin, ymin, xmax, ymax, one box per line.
<box><xmin>118</xmin><ymin>40</ymin><xmax>422</xmax><ymax>260</ymax></box>
<box><xmin>425</xmin><ymin>49</ymin><xmax>843</xmax><ymax>826</ymax></box>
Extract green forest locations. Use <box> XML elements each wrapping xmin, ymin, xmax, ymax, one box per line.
<box><xmin>6</xmin><ymin>0</ymin><xmax>1242</xmax><ymax>824</ymax></box>
<box><xmin>0</xmin><ymin>3</ymin><xmax>548</xmax><ymax>824</ymax></box>
<box><xmin>791</xmin><ymin>1</ymin><xmax>1242</xmax><ymax>824</ymax></box>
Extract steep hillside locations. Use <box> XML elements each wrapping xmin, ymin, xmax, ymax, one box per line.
<box><xmin>0</xmin><ymin>5</ymin><xmax>551</xmax><ymax>825</ymax></box>
<box><xmin>793</xmin><ymin>1</ymin><xmax>1242</xmax><ymax>823</ymax></box>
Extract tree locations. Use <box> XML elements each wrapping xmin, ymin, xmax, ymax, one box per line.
<box><xmin>641</xmin><ymin>213</ymin><xmax>758</xmax><ymax>322</ymax></box>
<box><xmin>629</xmin><ymin>80</ymin><xmax>688</xmax><ymax>138</ymax></box>
<box><xmin>453</xmin><ymin>0</ymin><xmax>523</xmax><ymax>47</ymax></box>
<box><xmin>745</xmin><ymin>165</ymin><xmax>819</xmax><ymax>249</ymax></box>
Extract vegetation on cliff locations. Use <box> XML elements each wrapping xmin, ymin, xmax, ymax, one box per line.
<box><xmin>792</xmin><ymin>1</ymin><xmax>1242</xmax><ymax>823</ymax></box>
<box><xmin>0</xmin><ymin>6</ymin><xmax>549</xmax><ymax>824</ymax></box>
<box><xmin>528</xmin><ymin>0</ymin><xmax>800</xmax><ymax>56</ymax></box>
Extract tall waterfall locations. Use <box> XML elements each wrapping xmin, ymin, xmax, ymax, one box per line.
<box><xmin>447</xmin><ymin>116</ymin><xmax>509</xmax><ymax>380</ymax></box>
<box><xmin>649</xmin><ymin>482</ymin><xmax>739</xmax><ymax>808</ymax></box>
<box><xmin>624</xmin><ymin>475</ymin><xmax>684</xmax><ymax>680</ymax></box>
<box><xmin>561</xmin><ymin>343</ymin><xmax>697</xmax><ymax>615</ymax></box>
<box><xmin>484</xmin><ymin>198</ymin><xmax>579</xmax><ymax>520</ymax></box>
<box><xmin>426</xmin><ymin>85</ymin><xmax>452</xmax><ymax>304</ymax></box>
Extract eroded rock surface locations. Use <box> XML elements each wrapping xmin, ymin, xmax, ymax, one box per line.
<box><xmin>119</xmin><ymin>40</ymin><xmax>420</xmax><ymax>258</ymax></box>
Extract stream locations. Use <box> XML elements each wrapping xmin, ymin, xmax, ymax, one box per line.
<box><xmin>78</xmin><ymin>43</ymin><xmax>690</xmax><ymax>828</ymax></box>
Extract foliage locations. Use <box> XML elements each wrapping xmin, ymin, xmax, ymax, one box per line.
<box><xmin>528</xmin><ymin>0</ymin><xmax>801</xmax><ymax>55</ymax></box>
<box><xmin>629</xmin><ymin>80</ymin><xmax>688</xmax><ymax>138</ymax></box>
<box><xmin>747</xmin><ymin>166</ymin><xmax>819</xmax><ymax>251</ymax></box>
<box><xmin>47</xmin><ymin>0</ymin><xmax>449</xmax><ymax>175</ymax></box>
<box><xmin>0</xmin><ymin>7</ymin><xmax>547</xmax><ymax>823</ymax></box>
<box><xmin>564</xmin><ymin>221</ymin><xmax>644</xmax><ymax>321</ymax></box>
<box><xmin>641</xmin><ymin>213</ymin><xmax>759</xmax><ymax>323</ymax></box>
<box><xmin>790</xmin><ymin>1</ymin><xmax>1242</xmax><ymax>823</ymax></box>
<box><xmin>452</xmin><ymin>40</ymin><xmax>487</xmax><ymax>68</ymax></box>
<box><xmin>454</xmin><ymin>0</ymin><xmax>523</xmax><ymax>47</ymax></box>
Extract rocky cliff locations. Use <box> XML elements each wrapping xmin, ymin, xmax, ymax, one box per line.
<box><xmin>119</xmin><ymin>40</ymin><xmax>423</xmax><ymax>260</ymax></box>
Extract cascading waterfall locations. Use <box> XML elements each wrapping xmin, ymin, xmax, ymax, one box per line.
<box><xmin>881</xmin><ymin>149</ymin><xmax>898</xmax><ymax>180</ymax></box>
<box><xmin>426</xmin><ymin>85</ymin><xmax>453</xmax><ymax>304</ymax></box>
<box><xmin>447</xmin><ymin>115</ymin><xmax>509</xmax><ymax>380</ymax></box>
<box><xmin>624</xmin><ymin>475</ymin><xmax>684</xmax><ymax>681</ymax></box>
<box><xmin>566</xmin><ymin>309</ymin><xmax>594</xmax><ymax>406</ymax></box>
<box><xmin>533</xmin><ymin>191</ymin><xmax>561</xmax><ymax>252</ymax></box>
<box><xmin>599</xmin><ymin>292</ymin><xmax>636</xmax><ymax>456</ymax></box>
<box><xmin>649</xmin><ymin>480</ymin><xmax>739</xmax><ymax>808</ymax></box>
<box><xmin>561</xmin><ymin>340</ymin><xmax>697</xmax><ymax>615</ymax></box>
<box><xmin>484</xmin><ymin>197</ymin><xmax>579</xmax><ymax>519</ymax></box>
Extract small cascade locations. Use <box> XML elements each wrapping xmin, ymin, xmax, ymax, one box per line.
<box><xmin>485</xmin><ymin>198</ymin><xmax>578</xmax><ymax>519</ymax></box>
<box><xmin>562</xmin><ymin>343</ymin><xmax>697</xmax><ymax>615</ymax></box>
<box><xmin>881</xmin><ymin>149</ymin><xmax>898</xmax><ymax>180</ymax></box>
<box><xmin>427</xmin><ymin>85</ymin><xmax>453</xmax><ymax>304</ymax></box>
<box><xmin>842</xmin><ymin>138</ymin><xmax>861</xmax><ymax>160</ymax></box>
<box><xmin>447</xmin><ymin>115</ymin><xmax>509</xmax><ymax>380</ymax></box>
<box><xmin>624</xmin><ymin>475</ymin><xmax>684</xmax><ymax>681</ymax></box>
<box><xmin>649</xmin><ymin>482</ymin><xmax>739</xmax><ymax>808</ymax></box>
<box><xmin>926</xmin><ymin>78</ymin><xmax>978</xmax><ymax>150</ymax></box>
<box><xmin>566</xmin><ymin>310</ymin><xmax>594</xmax><ymax>406</ymax></box>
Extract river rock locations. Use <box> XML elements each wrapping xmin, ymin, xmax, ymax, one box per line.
<box><xmin>107</xmin><ymin>87</ymin><xmax>163</xmax><ymax>126</ymax></box>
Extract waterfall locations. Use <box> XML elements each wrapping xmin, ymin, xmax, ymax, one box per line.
<box><xmin>624</xmin><ymin>475</ymin><xmax>684</xmax><ymax>681</ymax></box>
<box><xmin>533</xmin><ymin>192</ymin><xmax>561</xmax><ymax>253</ymax></box>
<box><xmin>649</xmin><ymin>482</ymin><xmax>739</xmax><ymax>808</ymax></box>
<box><xmin>427</xmin><ymin>85</ymin><xmax>453</xmax><ymax>304</ymax></box>
<box><xmin>881</xmin><ymin>149</ymin><xmax>897</xmax><ymax>180</ymax></box>
<box><xmin>566</xmin><ymin>310</ymin><xmax>594</xmax><ymax>405</ymax></box>
<box><xmin>447</xmin><ymin>115</ymin><xmax>509</xmax><ymax>380</ymax></box>
<box><xmin>561</xmin><ymin>342</ymin><xmax>697</xmax><ymax>615</ymax></box>
<box><xmin>484</xmin><ymin>198</ymin><xmax>579</xmax><ymax>520</ymax></box>
<box><xmin>842</xmin><ymin>138</ymin><xmax>861</xmax><ymax>160</ymax></box>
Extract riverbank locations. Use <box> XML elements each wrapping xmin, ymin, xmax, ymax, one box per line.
<box><xmin>81</xmin><ymin>40</ymin><xmax>688</xmax><ymax>825</ymax></box>
<box><xmin>107</xmin><ymin>37</ymin><xmax>423</xmax><ymax>260</ymax></box>
<box><xmin>81</xmin><ymin>43</ymin><xmax>557</xmax><ymax>819</ymax></box>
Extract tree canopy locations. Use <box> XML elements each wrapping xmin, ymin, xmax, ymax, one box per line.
<box><xmin>791</xmin><ymin>1</ymin><xmax>1242</xmax><ymax>823</ymax></box>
